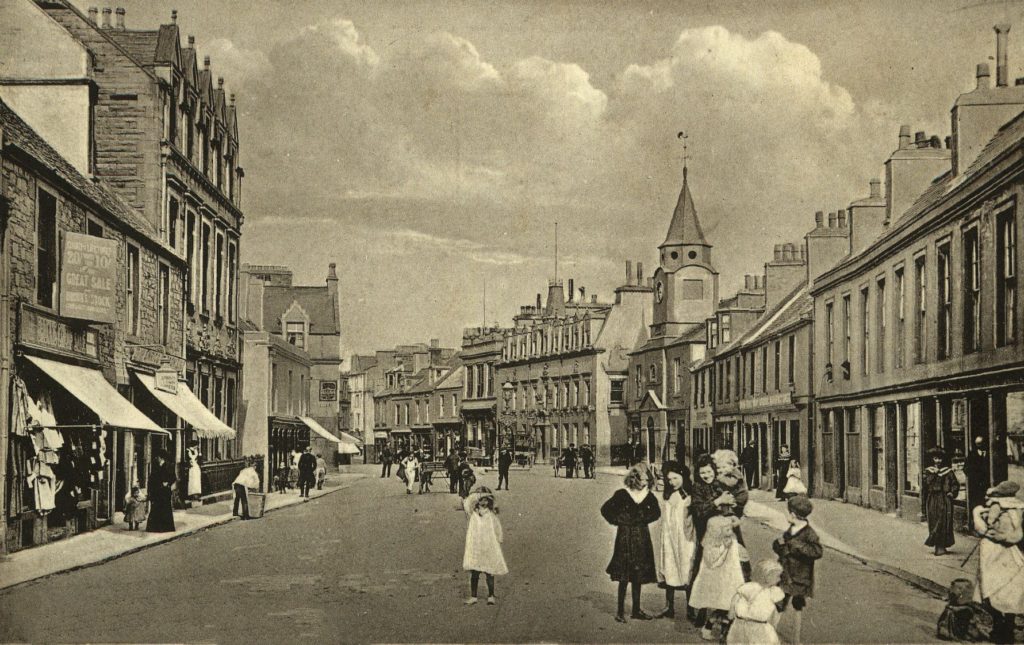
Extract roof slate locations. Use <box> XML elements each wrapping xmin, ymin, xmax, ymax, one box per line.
<box><xmin>105</xmin><ymin>30</ymin><xmax>160</xmax><ymax>66</ymax></box>
<box><xmin>262</xmin><ymin>286</ymin><xmax>338</xmax><ymax>335</ymax></box>
<box><xmin>662</xmin><ymin>168</ymin><xmax>710</xmax><ymax>248</ymax></box>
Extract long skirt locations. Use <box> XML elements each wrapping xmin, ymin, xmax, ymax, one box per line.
<box><xmin>187</xmin><ymin>464</ymin><xmax>202</xmax><ymax>497</ymax></box>
<box><xmin>146</xmin><ymin>488</ymin><xmax>175</xmax><ymax>533</ymax></box>
<box><xmin>924</xmin><ymin>493</ymin><xmax>955</xmax><ymax>549</ymax></box>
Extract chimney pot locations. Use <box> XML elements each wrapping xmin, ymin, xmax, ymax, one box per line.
<box><xmin>568</xmin><ymin>278</ymin><xmax>575</xmax><ymax>302</ymax></box>
<box><xmin>977</xmin><ymin>63</ymin><xmax>992</xmax><ymax>89</ymax></box>
<box><xmin>88</xmin><ymin>7</ymin><xmax>98</xmax><ymax>24</ymax></box>
<box><xmin>914</xmin><ymin>131</ymin><xmax>926</xmax><ymax>147</ymax></box>
<box><xmin>773</xmin><ymin>244</ymin><xmax>782</xmax><ymax>261</ymax></box>
<box><xmin>625</xmin><ymin>260</ymin><xmax>633</xmax><ymax>286</ymax></box>
<box><xmin>838</xmin><ymin>209</ymin><xmax>847</xmax><ymax>228</ymax></box>
<box><xmin>814</xmin><ymin>210</ymin><xmax>824</xmax><ymax>227</ymax></box>
<box><xmin>996</xmin><ymin>24</ymin><xmax>1011</xmax><ymax>88</ymax></box>
<box><xmin>101</xmin><ymin>7</ymin><xmax>111</xmax><ymax>28</ymax></box>
<box><xmin>536</xmin><ymin>293</ymin><xmax>542</xmax><ymax>309</ymax></box>
<box><xmin>579</xmin><ymin>286</ymin><xmax>585</xmax><ymax>300</ymax></box>
<box><xmin>828</xmin><ymin>211</ymin><xmax>837</xmax><ymax>228</ymax></box>
<box><xmin>637</xmin><ymin>262</ymin><xmax>644</xmax><ymax>282</ymax></box>
<box><xmin>945</xmin><ymin>135</ymin><xmax>952</xmax><ymax>149</ymax></box>
<box><xmin>869</xmin><ymin>178</ymin><xmax>881</xmax><ymax>198</ymax></box>
<box><xmin>115</xmin><ymin>7</ymin><xmax>125</xmax><ymax>29</ymax></box>
<box><xmin>218</xmin><ymin>77</ymin><xmax>224</xmax><ymax>88</ymax></box>
<box><xmin>744</xmin><ymin>275</ymin><xmax>752</xmax><ymax>290</ymax></box>
<box><xmin>930</xmin><ymin>135</ymin><xmax>942</xmax><ymax>149</ymax></box>
<box><xmin>591</xmin><ymin>295</ymin><xmax>597</xmax><ymax>303</ymax></box>
<box><xmin>204</xmin><ymin>55</ymin><xmax>211</xmax><ymax>69</ymax></box>
<box><xmin>230</xmin><ymin>93</ymin><xmax>236</xmax><ymax>105</ymax></box>
<box><xmin>188</xmin><ymin>35</ymin><xmax>195</xmax><ymax>46</ymax></box>
<box><xmin>898</xmin><ymin>125</ymin><xmax>911</xmax><ymax>149</ymax></box>
<box><xmin>171</xmin><ymin>10</ymin><xmax>177</xmax><ymax>23</ymax></box>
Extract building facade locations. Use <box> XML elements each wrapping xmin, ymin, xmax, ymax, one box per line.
<box><xmin>461</xmin><ymin>327</ymin><xmax>504</xmax><ymax>456</ymax></box>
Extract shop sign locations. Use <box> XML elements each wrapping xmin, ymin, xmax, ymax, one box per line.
<box><xmin>127</xmin><ymin>345</ymin><xmax>186</xmax><ymax>373</ymax></box>
<box><xmin>154</xmin><ymin>362</ymin><xmax>179</xmax><ymax>394</ymax></box>
<box><xmin>59</xmin><ymin>232</ymin><xmax>117</xmax><ymax>323</ymax></box>
<box><xmin>18</xmin><ymin>303</ymin><xmax>98</xmax><ymax>360</ymax></box>
<box><xmin>319</xmin><ymin>380</ymin><xmax>338</xmax><ymax>402</ymax></box>
<box><xmin>739</xmin><ymin>392</ymin><xmax>794</xmax><ymax>412</ymax></box>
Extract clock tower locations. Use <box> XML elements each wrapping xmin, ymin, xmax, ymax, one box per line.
<box><xmin>651</xmin><ymin>165</ymin><xmax>718</xmax><ymax>338</ymax></box>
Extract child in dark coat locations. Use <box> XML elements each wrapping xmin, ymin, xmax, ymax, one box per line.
<box><xmin>601</xmin><ymin>464</ymin><xmax>662</xmax><ymax>623</ymax></box>
<box><xmin>772</xmin><ymin>495</ymin><xmax>823</xmax><ymax>645</ymax></box>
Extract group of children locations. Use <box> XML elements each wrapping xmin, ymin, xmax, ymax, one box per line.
<box><xmin>603</xmin><ymin>452</ymin><xmax>822</xmax><ymax>644</ymax></box>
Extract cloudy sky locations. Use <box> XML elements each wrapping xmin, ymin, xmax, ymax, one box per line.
<box><xmin>76</xmin><ymin>0</ymin><xmax>1023</xmax><ymax>358</ymax></box>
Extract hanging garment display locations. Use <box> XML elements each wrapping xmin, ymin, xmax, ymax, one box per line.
<box><xmin>25</xmin><ymin>458</ymin><xmax>56</xmax><ymax>514</ymax></box>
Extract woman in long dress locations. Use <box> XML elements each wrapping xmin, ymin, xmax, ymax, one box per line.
<box><xmin>146</xmin><ymin>450</ymin><xmax>176</xmax><ymax>533</ymax></box>
<box><xmin>922</xmin><ymin>447</ymin><xmax>958</xmax><ymax>555</ymax></box>
<box><xmin>657</xmin><ymin>461</ymin><xmax>696</xmax><ymax>619</ymax></box>
<box><xmin>186</xmin><ymin>442</ymin><xmax>202</xmax><ymax>500</ymax></box>
<box><xmin>973</xmin><ymin>480</ymin><xmax>1024</xmax><ymax>644</ymax></box>
<box><xmin>402</xmin><ymin>452</ymin><xmax>420</xmax><ymax>495</ymax></box>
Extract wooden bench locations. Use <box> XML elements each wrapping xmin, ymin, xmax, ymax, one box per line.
<box><xmin>419</xmin><ymin>461</ymin><xmax>449</xmax><ymax>488</ymax></box>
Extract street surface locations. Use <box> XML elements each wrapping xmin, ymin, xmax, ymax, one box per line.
<box><xmin>0</xmin><ymin>468</ymin><xmax>944</xmax><ymax>643</ymax></box>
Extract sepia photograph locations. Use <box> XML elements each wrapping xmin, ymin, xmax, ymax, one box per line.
<box><xmin>1</xmin><ymin>0</ymin><xmax>1024</xmax><ymax>642</ymax></box>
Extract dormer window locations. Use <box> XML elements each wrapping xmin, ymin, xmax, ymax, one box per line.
<box><xmin>286</xmin><ymin>322</ymin><xmax>306</xmax><ymax>349</ymax></box>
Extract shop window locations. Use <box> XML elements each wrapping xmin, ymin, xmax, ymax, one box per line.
<box><xmin>226</xmin><ymin>378</ymin><xmax>236</xmax><ymax>427</ymax></box>
<box><xmin>1002</xmin><ymin>392</ymin><xmax>1024</xmax><ymax>496</ymax></box>
<box><xmin>36</xmin><ymin>187</ymin><xmax>57</xmax><ymax>308</ymax></box>
<box><xmin>903</xmin><ymin>402</ymin><xmax>921</xmax><ymax>494</ymax></box>
<box><xmin>963</xmin><ymin>228</ymin><xmax>980</xmax><ymax>353</ymax></box>
<box><xmin>846</xmin><ymin>409</ymin><xmax>861</xmax><ymax>489</ymax></box>
<box><xmin>996</xmin><ymin>210</ymin><xmax>1017</xmax><ymax>346</ymax></box>
<box><xmin>870</xmin><ymin>406</ymin><xmax>885</xmax><ymax>487</ymax></box>
<box><xmin>822</xmin><ymin>411</ymin><xmax>835</xmax><ymax>484</ymax></box>
<box><xmin>937</xmin><ymin>242</ymin><xmax>951</xmax><ymax>360</ymax></box>
<box><xmin>126</xmin><ymin>244</ymin><xmax>140</xmax><ymax>336</ymax></box>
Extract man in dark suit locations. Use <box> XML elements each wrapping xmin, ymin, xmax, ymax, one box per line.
<box><xmin>740</xmin><ymin>440</ymin><xmax>758</xmax><ymax>489</ymax></box>
<box><xmin>580</xmin><ymin>444</ymin><xmax>595</xmax><ymax>479</ymax></box>
<box><xmin>563</xmin><ymin>443</ymin><xmax>578</xmax><ymax>478</ymax></box>
<box><xmin>444</xmin><ymin>449</ymin><xmax>460</xmax><ymax>494</ymax></box>
<box><xmin>965</xmin><ymin>436</ymin><xmax>990</xmax><ymax>512</ymax></box>
<box><xmin>497</xmin><ymin>447</ymin><xmax>513</xmax><ymax>490</ymax></box>
<box><xmin>380</xmin><ymin>445</ymin><xmax>393</xmax><ymax>478</ymax></box>
<box><xmin>297</xmin><ymin>446</ymin><xmax>317</xmax><ymax>498</ymax></box>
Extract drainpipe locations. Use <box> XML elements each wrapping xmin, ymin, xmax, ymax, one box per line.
<box><xmin>0</xmin><ymin>127</ymin><xmax>10</xmax><ymax>552</ymax></box>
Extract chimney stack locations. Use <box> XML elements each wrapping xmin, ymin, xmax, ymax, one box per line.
<box><xmin>625</xmin><ymin>260</ymin><xmax>633</xmax><ymax>286</ymax></box>
<box><xmin>115</xmin><ymin>7</ymin><xmax>125</xmax><ymax>29</ymax></box>
<box><xmin>637</xmin><ymin>262</ymin><xmax>644</xmax><ymax>284</ymax></box>
<box><xmin>898</xmin><ymin>125</ymin><xmax>911</xmax><ymax>149</ymax></box>
<box><xmin>101</xmin><ymin>7</ymin><xmax>111</xmax><ymax>28</ymax></box>
<box><xmin>815</xmin><ymin>210</ymin><xmax>824</xmax><ymax>227</ymax></box>
<box><xmin>914</xmin><ymin>131</ymin><xmax>926</xmax><ymax>147</ymax></box>
<box><xmin>869</xmin><ymin>178</ymin><xmax>881</xmax><ymax>198</ymax></box>
<box><xmin>204</xmin><ymin>55</ymin><xmax>211</xmax><ymax>69</ymax></box>
<box><xmin>579</xmin><ymin>286</ymin><xmax>585</xmax><ymax>301</ymax></box>
<box><xmin>828</xmin><ymin>211</ymin><xmax>837</xmax><ymax>228</ymax></box>
<box><xmin>838</xmin><ymin>209</ymin><xmax>847</xmax><ymax>228</ymax></box>
<box><xmin>218</xmin><ymin>77</ymin><xmax>224</xmax><ymax>89</ymax></box>
<box><xmin>977</xmin><ymin>63</ymin><xmax>991</xmax><ymax>90</ymax></box>
<box><xmin>773</xmin><ymin>244</ymin><xmax>782</xmax><ymax>262</ymax></box>
<box><xmin>996</xmin><ymin>24</ymin><xmax>1011</xmax><ymax>88</ymax></box>
<box><xmin>567</xmin><ymin>278</ymin><xmax>575</xmax><ymax>302</ymax></box>
<box><xmin>171</xmin><ymin>9</ymin><xmax>177</xmax><ymax>23</ymax></box>
<box><xmin>88</xmin><ymin>7</ymin><xmax>98</xmax><ymax>24</ymax></box>
<box><xmin>744</xmin><ymin>275</ymin><xmax>753</xmax><ymax>290</ymax></box>
<box><xmin>591</xmin><ymin>295</ymin><xmax>597</xmax><ymax>304</ymax></box>
<box><xmin>536</xmin><ymin>293</ymin><xmax>542</xmax><ymax>309</ymax></box>
<box><xmin>188</xmin><ymin>35</ymin><xmax>195</xmax><ymax>46</ymax></box>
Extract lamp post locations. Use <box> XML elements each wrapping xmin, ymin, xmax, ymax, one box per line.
<box><xmin>501</xmin><ymin>381</ymin><xmax>515</xmax><ymax>455</ymax></box>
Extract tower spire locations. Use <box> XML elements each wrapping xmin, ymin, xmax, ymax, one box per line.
<box><xmin>661</xmin><ymin>132</ymin><xmax>709</xmax><ymax>249</ymax></box>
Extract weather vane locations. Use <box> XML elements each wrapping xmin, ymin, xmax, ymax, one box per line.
<box><xmin>677</xmin><ymin>130</ymin><xmax>689</xmax><ymax>175</ymax></box>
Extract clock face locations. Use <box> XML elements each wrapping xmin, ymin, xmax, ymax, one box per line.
<box><xmin>655</xmin><ymin>280</ymin><xmax>665</xmax><ymax>303</ymax></box>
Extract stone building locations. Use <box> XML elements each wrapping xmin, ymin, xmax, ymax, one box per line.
<box><xmin>461</xmin><ymin>327</ymin><xmax>506</xmax><ymax>456</ymax></box>
<box><xmin>3</xmin><ymin>1</ymin><xmax>246</xmax><ymax>472</ymax></box>
<box><xmin>812</xmin><ymin>27</ymin><xmax>1024</xmax><ymax>526</ymax></box>
<box><xmin>496</xmin><ymin>273</ymin><xmax>652</xmax><ymax>466</ymax></box>
<box><xmin>0</xmin><ymin>98</ymin><xmax>186</xmax><ymax>552</ymax></box>
<box><xmin>432</xmin><ymin>364</ymin><xmax>465</xmax><ymax>457</ymax></box>
<box><xmin>347</xmin><ymin>354</ymin><xmax>378</xmax><ymax>462</ymax></box>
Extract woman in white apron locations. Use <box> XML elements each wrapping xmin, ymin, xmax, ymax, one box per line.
<box><xmin>186</xmin><ymin>443</ymin><xmax>202</xmax><ymax>500</ymax></box>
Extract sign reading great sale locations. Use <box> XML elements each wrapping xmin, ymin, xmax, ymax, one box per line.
<box><xmin>60</xmin><ymin>232</ymin><xmax>118</xmax><ymax>323</ymax></box>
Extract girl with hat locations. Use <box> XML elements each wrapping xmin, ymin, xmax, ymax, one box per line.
<box><xmin>462</xmin><ymin>486</ymin><xmax>507</xmax><ymax>606</ymax></box>
<box><xmin>922</xmin><ymin>447</ymin><xmax>958</xmax><ymax>556</ymax></box>
<box><xmin>972</xmin><ymin>480</ymin><xmax>1024</xmax><ymax>643</ymax></box>
<box><xmin>656</xmin><ymin>461</ymin><xmax>696</xmax><ymax>619</ymax></box>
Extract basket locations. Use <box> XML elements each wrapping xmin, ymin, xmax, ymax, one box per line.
<box><xmin>248</xmin><ymin>492</ymin><xmax>267</xmax><ymax>519</ymax></box>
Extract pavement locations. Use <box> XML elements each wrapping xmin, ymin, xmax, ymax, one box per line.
<box><xmin>0</xmin><ymin>464</ymin><xmax>944</xmax><ymax>643</ymax></box>
<box><xmin>0</xmin><ymin>471</ymin><xmax>368</xmax><ymax>592</ymax></box>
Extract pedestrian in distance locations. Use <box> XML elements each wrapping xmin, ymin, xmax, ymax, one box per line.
<box><xmin>689</xmin><ymin>514</ymin><xmax>748</xmax><ymax>641</ymax></box>
<box><xmin>740</xmin><ymin>440</ymin><xmax>758</xmax><ymax>490</ymax></box>
<box><xmin>497</xmin><ymin>446</ymin><xmax>512</xmax><ymax>491</ymax></box>
<box><xmin>146</xmin><ymin>449</ymin><xmax>176</xmax><ymax>533</ymax></box>
<box><xmin>922</xmin><ymin>447</ymin><xmax>958</xmax><ymax>556</ymax></box>
<box><xmin>727</xmin><ymin>560</ymin><xmax>786</xmax><ymax>645</ymax></box>
<box><xmin>553</xmin><ymin>450</ymin><xmax>562</xmax><ymax>477</ymax></box>
<box><xmin>581</xmin><ymin>444</ymin><xmax>595</xmax><ymax>479</ymax></box>
<box><xmin>297</xmin><ymin>446</ymin><xmax>317</xmax><ymax>498</ymax></box>
<box><xmin>445</xmin><ymin>449</ymin><xmax>460</xmax><ymax>494</ymax></box>
<box><xmin>774</xmin><ymin>445</ymin><xmax>791</xmax><ymax>501</ymax></box>
<box><xmin>564</xmin><ymin>443</ymin><xmax>578</xmax><ymax>479</ymax></box>
<box><xmin>782</xmin><ymin>459</ymin><xmax>807</xmax><ymax>499</ymax></box>
<box><xmin>380</xmin><ymin>445</ymin><xmax>393</xmax><ymax>478</ymax></box>
<box><xmin>971</xmin><ymin>480</ymin><xmax>1024</xmax><ymax>644</ymax></box>
<box><xmin>462</xmin><ymin>486</ymin><xmax>508</xmax><ymax>606</ymax></box>
<box><xmin>123</xmin><ymin>485</ymin><xmax>148</xmax><ymax>531</ymax></box>
<box><xmin>186</xmin><ymin>441</ymin><xmax>203</xmax><ymax>501</ymax></box>
<box><xmin>401</xmin><ymin>451</ymin><xmax>420</xmax><ymax>495</ymax></box>
<box><xmin>458</xmin><ymin>453</ymin><xmax>477</xmax><ymax>500</ymax></box>
<box><xmin>315</xmin><ymin>453</ymin><xmax>328</xmax><ymax>490</ymax></box>
<box><xmin>233</xmin><ymin>457</ymin><xmax>261</xmax><ymax>520</ymax></box>
<box><xmin>274</xmin><ymin>463</ymin><xmax>291</xmax><ymax>493</ymax></box>
<box><xmin>772</xmin><ymin>495</ymin><xmax>823</xmax><ymax>645</ymax></box>
<box><xmin>418</xmin><ymin>452</ymin><xmax>433</xmax><ymax>494</ymax></box>
<box><xmin>965</xmin><ymin>436</ymin><xmax>990</xmax><ymax>512</ymax></box>
<box><xmin>601</xmin><ymin>464</ymin><xmax>662</xmax><ymax>623</ymax></box>
<box><xmin>656</xmin><ymin>461</ymin><xmax>696</xmax><ymax>620</ymax></box>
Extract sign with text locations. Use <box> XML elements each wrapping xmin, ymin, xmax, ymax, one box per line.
<box><xmin>60</xmin><ymin>232</ymin><xmax>118</xmax><ymax>323</ymax></box>
<box><xmin>18</xmin><ymin>303</ymin><xmax>99</xmax><ymax>360</ymax></box>
<box><xmin>154</xmin><ymin>362</ymin><xmax>180</xmax><ymax>394</ymax></box>
<box><xmin>319</xmin><ymin>380</ymin><xmax>338</xmax><ymax>402</ymax></box>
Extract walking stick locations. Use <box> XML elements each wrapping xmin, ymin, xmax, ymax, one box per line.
<box><xmin>960</xmin><ymin>540</ymin><xmax>980</xmax><ymax>568</ymax></box>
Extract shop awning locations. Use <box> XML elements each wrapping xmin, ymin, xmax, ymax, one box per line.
<box><xmin>389</xmin><ymin>428</ymin><xmax>411</xmax><ymax>435</ymax></box>
<box><xmin>134</xmin><ymin>372</ymin><xmax>235</xmax><ymax>439</ymax></box>
<box><xmin>300</xmin><ymin>416</ymin><xmax>360</xmax><ymax>454</ymax></box>
<box><xmin>374</xmin><ymin>431</ymin><xmax>388</xmax><ymax>439</ymax></box>
<box><xmin>338</xmin><ymin>431</ymin><xmax>362</xmax><ymax>445</ymax></box>
<box><xmin>26</xmin><ymin>355</ymin><xmax>166</xmax><ymax>434</ymax></box>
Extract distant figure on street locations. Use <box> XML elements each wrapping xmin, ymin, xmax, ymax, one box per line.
<box><xmin>401</xmin><ymin>451</ymin><xmax>420</xmax><ymax>495</ymax></box>
<box><xmin>972</xmin><ymin>480</ymin><xmax>1024</xmax><ymax>644</ymax></box>
<box><xmin>631</xmin><ymin>440</ymin><xmax>646</xmax><ymax>467</ymax></box>
<box><xmin>564</xmin><ymin>444</ymin><xmax>578</xmax><ymax>479</ymax></box>
<box><xmin>581</xmin><ymin>444</ymin><xmax>595</xmax><ymax>479</ymax></box>
<box><xmin>458</xmin><ymin>453</ymin><xmax>476</xmax><ymax>499</ymax></box>
<box><xmin>123</xmin><ymin>485</ymin><xmax>148</xmax><ymax>531</ymax></box>
<box><xmin>966</xmin><ymin>436</ymin><xmax>991</xmax><ymax>513</ymax></box>
<box><xmin>445</xmin><ymin>449</ymin><xmax>460</xmax><ymax>494</ymax></box>
<box><xmin>274</xmin><ymin>463</ymin><xmax>291</xmax><ymax>493</ymax></box>
<box><xmin>782</xmin><ymin>460</ymin><xmax>807</xmax><ymax>499</ymax></box>
<box><xmin>922</xmin><ymin>447</ymin><xmax>958</xmax><ymax>556</ymax></box>
<box><xmin>772</xmin><ymin>495</ymin><xmax>823</xmax><ymax>645</ymax></box>
<box><xmin>297</xmin><ymin>446</ymin><xmax>317</xmax><ymax>498</ymax></box>
<box><xmin>146</xmin><ymin>450</ymin><xmax>176</xmax><ymax>533</ymax></box>
<box><xmin>462</xmin><ymin>487</ymin><xmax>507</xmax><ymax>605</ymax></box>
<box><xmin>186</xmin><ymin>441</ymin><xmax>203</xmax><ymax>501</ymax></box>
<box><xmin>740</xmin><ymin>441</ymin><xmax>758</xmax><ymax>489</ymax></box>
<box><xmin>601</xmin><ymin>464</ymin><xmax>662</xmax><ymax>623</ymax></box>
<box><xmin>774</xmin><ymin>445</ymin><xmax>791</xmax><ymax>501</ymax></box>
<box><xmin>497</xmin><ymin>447</ymin><xmax>513</xmax><ymax>491</ymax></box>
<box><xmin>233</xmin><ymin>457</ymin><xmax>261</xmax><ymax>520</ymax></box>
<box><xmin>315</xmin><ymin>453</ymin><xmax>328</xmax><ymax>490</ymax></box>
<box><xmin>380</xmin><ymin>445</ymin><xmax>393</xmax><ymax>478</ymax></box>
<box><xmin>290</xmin><ymin>448</ymin><xmax>303</xmax><ymax>490</ymax></box>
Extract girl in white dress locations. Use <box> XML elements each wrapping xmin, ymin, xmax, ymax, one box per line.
<box><xmin>186</xmin><ymin>443</ymin><xmax>202</xmax><ymax>499</ymax></box>
<box><xmin>657</xmin><ymin>461</ymin><xmax>696</xmax><ymax>619</ymax></box>
<box><xmin>463</xmin><ymin>487</ymin><xmax>508</xmax><ymax>605</ymax></box>
<box><xmin>727</xmin><ymin>560</ymin><xmax>785</xmax><ymax>645</ymax></box>
<box><xmin>690</xmin><ymin>514</ymin><xmax>747</xmax><ymax>640</ymax></box>
<box><xmin>402</xmin><ymin>453</ymin><xmax>420</xmax><ymax>495</ymax></box>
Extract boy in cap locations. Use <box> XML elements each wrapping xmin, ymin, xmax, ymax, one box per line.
<box><xmin>772</xmin><ymin>494</ymin><xmax>823</xmax><ymax>645</ymax></box>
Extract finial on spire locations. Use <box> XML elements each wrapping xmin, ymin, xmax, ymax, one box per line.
<box><xmin>677</xmin><ymin>131</ymin><xmax>689</xmax><ymax>179</ymax></box>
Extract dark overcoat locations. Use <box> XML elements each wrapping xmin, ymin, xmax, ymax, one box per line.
<box><xmin>773</xmin><ymin>524</ymin><xmax>823</xmax><ymax>597</ymax></box>
<box><xmin>601</xmin><ymin>488</ymin><xmax>661</xmax><ymax>583</ymax></box>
